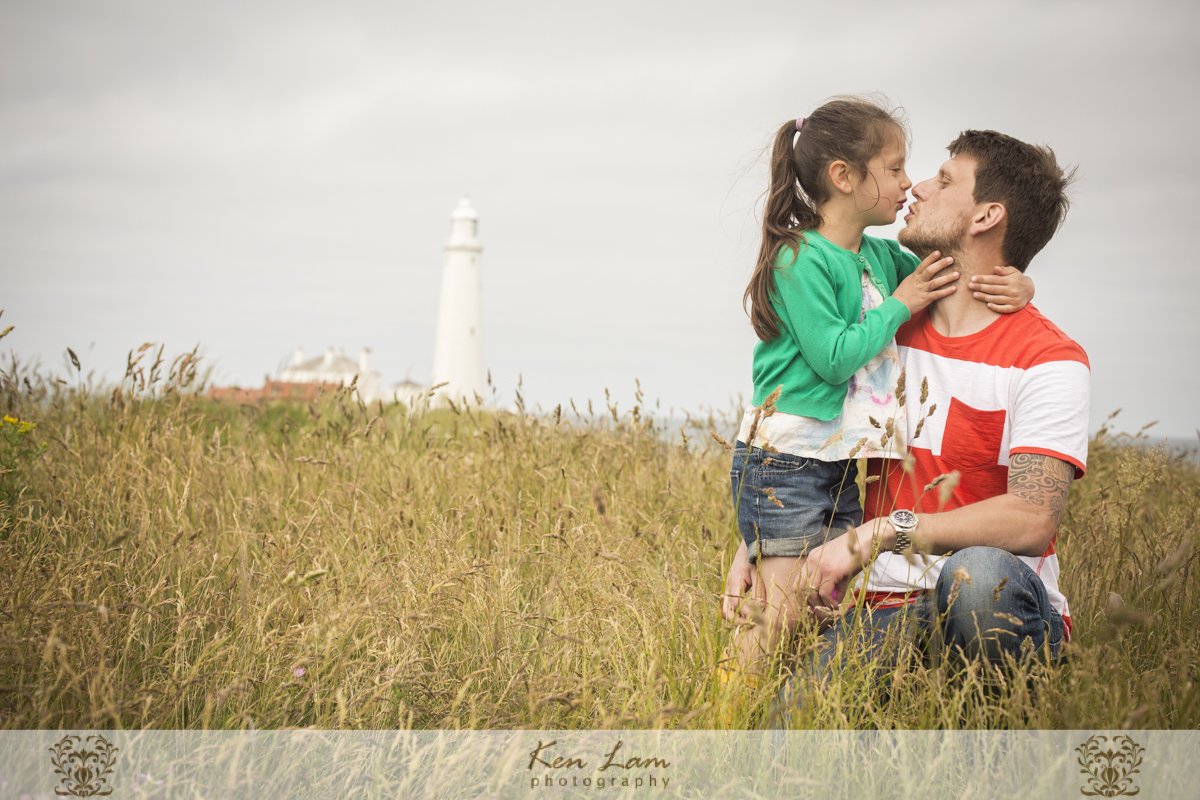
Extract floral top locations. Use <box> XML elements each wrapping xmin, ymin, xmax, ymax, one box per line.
<box><xmin>738</xmin><ymin>267</ymin><xmax>905</xmax><ymax>460</ymax></box>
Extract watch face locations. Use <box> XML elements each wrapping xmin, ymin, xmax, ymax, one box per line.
<box><xmin>892</xmin><ymin>510</ymin><xmax>917</xmax><ymax>528</ymax></box>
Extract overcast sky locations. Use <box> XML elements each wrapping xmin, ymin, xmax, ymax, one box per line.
<box><xmin>3</xmin><ymin>1</ymin><xmax>1197</xmax><ymax>439</ymax></box>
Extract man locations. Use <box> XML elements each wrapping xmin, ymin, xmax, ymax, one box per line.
<box><xmin>723</xmin><ymin>129</ymin><xmax>1088</xmax><ymax>688</ymax></box>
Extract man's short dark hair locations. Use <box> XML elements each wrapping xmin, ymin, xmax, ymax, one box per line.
<box><xmin>949</xmin><ymin>130</ymin><xmax>1075</xmax><ymax>272</ymax></box>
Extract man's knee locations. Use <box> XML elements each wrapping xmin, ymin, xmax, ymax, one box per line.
<box><xmin>935</xmin><ymin>547</ymin><xmax>1046</xmax><ymax>662</ymax></box>
<box><xmin>936</xmin><ymin>547</ymin><xmax>1019</xmax><ymax>616</ymax></box>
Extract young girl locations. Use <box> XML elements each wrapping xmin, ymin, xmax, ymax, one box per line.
<box><xmin>722</xmin><ymin>97</ymin><xmax>1033</xmax><ymax>677</ymax></box>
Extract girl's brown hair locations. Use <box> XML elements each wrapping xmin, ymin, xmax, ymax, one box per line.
<box><xmin>744</xmin><ymin>97</ymin><xmax>907</xmax><ymax>341</ymax></box>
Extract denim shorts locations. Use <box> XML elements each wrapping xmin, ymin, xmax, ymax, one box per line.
<box><xmin>729</xmin><ymin>442</ymin><xmax>861</xmax><ymax>562</ymax></box>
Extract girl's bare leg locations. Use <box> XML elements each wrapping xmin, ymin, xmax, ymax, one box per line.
<box><xmin>730</xmin><ymin>554</ymin><xmax>809</xmax><ymax>678</ymax></box>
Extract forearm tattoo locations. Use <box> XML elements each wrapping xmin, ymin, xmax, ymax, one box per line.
<box><xmin>1007</xmin><ymin>452</ymin><xmax>1073</xmax><ymax>524</ymax></box>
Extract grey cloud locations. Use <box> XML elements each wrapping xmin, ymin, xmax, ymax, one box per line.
<box><xmin>1</xmin><ymin>0</ymin><xmax>1197</xmax><ymax>437</ymax></box>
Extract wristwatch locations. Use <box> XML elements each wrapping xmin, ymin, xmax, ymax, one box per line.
<box><xmin>889</xmin><ymin>509</ymin><xmax>918</xmax><ymax>554</ymax></box>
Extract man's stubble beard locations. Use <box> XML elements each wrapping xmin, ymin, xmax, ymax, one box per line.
<box><xmin>897</xmin><ymin>211</ymin><xmax>972</xmax><ymax>260</ymax></box>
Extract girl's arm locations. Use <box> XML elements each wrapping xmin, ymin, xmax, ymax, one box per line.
<box><xmin>780</xmin><ymin>249</ymin><xmax>956</xmax><ymax>386</ymax></box>
<box><xmin>968</xmin><ymin>266</ymin><xmax>1035</xmax><ymax>313</ymax></box>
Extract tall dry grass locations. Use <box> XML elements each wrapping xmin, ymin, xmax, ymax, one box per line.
<box><xmin>0</xmin><ymin>347</ymin><xmax>1197</xmax><ymax>730</ymax></box>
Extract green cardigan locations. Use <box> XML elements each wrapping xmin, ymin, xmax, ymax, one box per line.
<box><xmin>750</xmin><ymin>232</ymin><xmax>921</xmax><ymax>420</ymax></box>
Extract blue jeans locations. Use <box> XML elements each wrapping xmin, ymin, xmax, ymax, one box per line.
<box><xmin>729</xmin><ymin>442</ymin><xmax>860</xmax><ymax>562</ymax></box>
<box><xmin>772</xmin><ymin>546</ymin><xmax>1064</xmax><ymax>723</ymax></box>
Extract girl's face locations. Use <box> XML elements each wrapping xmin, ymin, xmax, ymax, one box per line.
<box><xmin>855</xmin><ymin>136</ymin><xmax>911</xmax><ymax>227</ymax></box>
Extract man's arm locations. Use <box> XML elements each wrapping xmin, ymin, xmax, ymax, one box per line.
<box><xmin>905</xmin><ymin>452</ymin><xmax>1073</xmax><ymax>556</ymax></box>
<box><xmin>800</xmin><ymin>453</ymin><xmax>1074</xmax><ymax>606</ymax></box>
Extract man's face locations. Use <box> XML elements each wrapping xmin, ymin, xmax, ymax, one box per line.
<box><xmin>897</xmin><ymin>153</ymin><xmax>979</xmax><ymax>258</ymax></box>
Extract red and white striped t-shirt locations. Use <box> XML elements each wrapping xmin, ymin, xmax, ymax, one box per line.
<box><xmin>860</xmin><ymin>304</ymin><xmax>1090</xmax><ymax>633</ymax></box>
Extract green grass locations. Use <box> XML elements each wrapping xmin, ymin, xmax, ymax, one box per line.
<box><xmin>0</xmin><ymin>352</ymin><xmax>1197</xmax><ymax>730</ymax></box>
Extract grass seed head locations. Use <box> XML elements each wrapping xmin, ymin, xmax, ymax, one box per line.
<box><xmin>763</xmin><ymin>385</ymin><xmax>782</xmax><ymax>411</ymax></box>
<box><xmin>763</xmin><ymin>487</ymin><xmax>784</xmax><ymax>509</ymax></box>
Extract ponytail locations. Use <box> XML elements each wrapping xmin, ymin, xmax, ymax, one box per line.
<box><xmin>743</xmin><ymin>120</ymin><xmax>822</xmax><ymax>341</ymax></box>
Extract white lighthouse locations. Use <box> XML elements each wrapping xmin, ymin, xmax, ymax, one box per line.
<box><xmin>431</xmin><ymin>197</ymin><xmax>484</xmax><ymax>405</ymax></box>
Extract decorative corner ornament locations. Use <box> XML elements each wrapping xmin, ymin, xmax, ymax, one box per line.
<box><xmin>1076</xmin><ymin>734</ymin><xmax>1144</xmax><ymax>797</ymax></box>
<box><xmin>49</xmin><ymin>733</ymin><xmax>119</xmax><ymax>797</ymax></box>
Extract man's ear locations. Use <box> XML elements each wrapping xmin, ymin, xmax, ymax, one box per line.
<box><xmin>970</xmin><ymin>202</ymin><xmax>1006</xmax><ymax>235</ymax></box>
<box><xmin>826</xmin><ymin>160</ymin><xmax>855</xmax><ymax>195</ymax></box>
